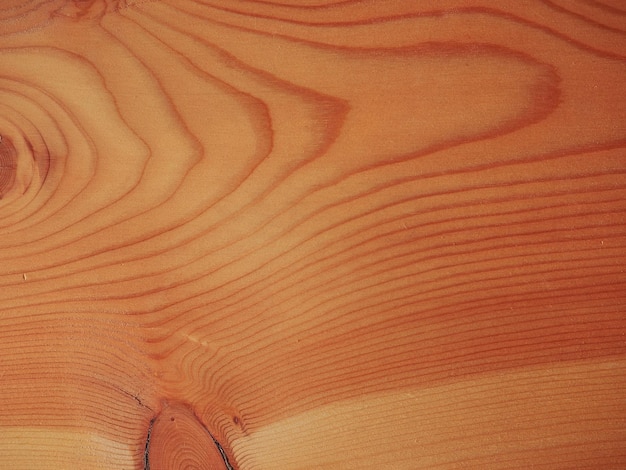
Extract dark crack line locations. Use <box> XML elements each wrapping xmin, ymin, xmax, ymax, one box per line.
<box><xmin>115</xmin><ymin>386</ymin><xmax>154</xmax><ymax>412</ymax></box>
<box><xmin>143</xmin><ymin>405</ymin><xmax>235</xmax><ymax>469</ymax></box>
<box><xmin>143</xmin><ymin>417</ymin><xmax>155</xmax><ymax>470</ymax></box>
<box><xmin>210</xmin><ymin>435</ymin><xmax>234</xmax><ymax>470</ymax></box>
<box><xmin>192</xmin><ymin>409</ymin><xmax>235</xmax><ymax>470</ymax></box>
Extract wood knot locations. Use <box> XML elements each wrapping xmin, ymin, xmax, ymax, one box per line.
<box><xmin>231</xmin><ymin>414</ymin><xmax>248</xmax><ymax>435</ymax></box>
<box><xmin>146</xmin><ymin>401</ymin><xmax>235</xmax><ymax>469</ymax></box>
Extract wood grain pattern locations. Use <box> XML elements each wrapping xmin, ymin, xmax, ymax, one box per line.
<box><xmin>0</xmin><ymin>0</ymin><xmax>625</xmax><ymax>468</ymax></box>
<box><xmin>147</xmin><ymin>401</ymin><xmax>231</xmax><ymax>470</ymax></box>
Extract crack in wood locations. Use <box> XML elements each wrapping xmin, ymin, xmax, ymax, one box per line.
<box><xmin>206</xmin><ymin>428</ymin><xmax>235</xmax><ymax>470</ymax></box>
<box><xmin>114</xmin><ymin>386</ymin><xmax>154</xmax><ymax>412</ymax></box>
<box><xmin>143</xmin><ymin>417</ymin><xmax>155</xmax><ymax>470</ymax></box>
<box><xmin>144</xmin><ymin>403</ymin><xmax>234</xmax><ymax>470</ymax></box>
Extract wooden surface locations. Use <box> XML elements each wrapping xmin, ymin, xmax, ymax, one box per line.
<box><xmin>1</xmin><ymin>1</ymin><xmax>625</xmax><ymax>468</ymax></box>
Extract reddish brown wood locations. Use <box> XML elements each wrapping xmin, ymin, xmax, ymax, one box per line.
<box><xmin>148</xmin><ymin>402</ymin><xmax>229</xmax><ymax>470</ymax></box>
<box><xmin>0</xmin><ymin>0</ymin><xmax>624</xmax><ymax>468</ymax></box>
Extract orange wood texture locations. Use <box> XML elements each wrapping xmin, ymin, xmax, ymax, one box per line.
<box><xmin>1</xmin><ymin>1</ymin><xmax>625</xmax><ymax>468</ymax></box>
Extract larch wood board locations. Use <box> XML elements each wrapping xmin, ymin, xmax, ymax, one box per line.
<box><xmin>1</xmin><ymin>1</ymin><xmax>625</xmax><ymax>469</ymax></box>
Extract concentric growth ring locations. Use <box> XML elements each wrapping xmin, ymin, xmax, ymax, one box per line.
<box><xmin>0</xmin><ymin>102</ymin><xmax>52</xmax><ymax>228</ymax></box>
